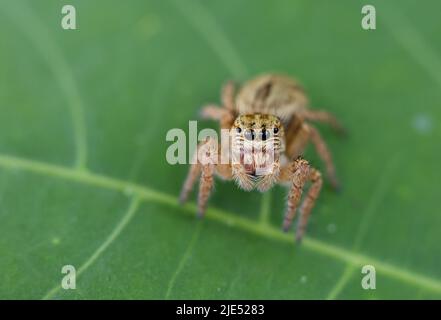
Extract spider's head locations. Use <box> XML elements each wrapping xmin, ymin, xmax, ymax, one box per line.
<box><xmin>232</xmin><ymin>114</ymin><xmax>285</xmax><ymax>176</ymax></box>
<box><xmin>233</xmin><ymin>113</ymin><xmax>285</xmax><ymax>148</ymax></box>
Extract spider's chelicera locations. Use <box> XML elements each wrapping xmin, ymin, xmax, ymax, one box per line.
<box><xmin>179</xmin><ymin>74</ymin><xmax>345</xmax><ymax>242</ymax></box>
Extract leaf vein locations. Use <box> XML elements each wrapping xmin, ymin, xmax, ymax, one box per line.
<box><xmin>383</xmin><ymin>4</ymin><xmax>441</xmax><ymax>88</ymax></box>
<box><xmin>172</xmin><ymin>0</ymin><xmax>248</xmax><ymax>80</ymax></box>
<box><xmin>165</xmin><ymin>222</ymin><xmax>202</xmax><ymax>299</ymax></box>
<box><xmin>325</xmin><ymin>156</ymin><xmax>399</xmax><ymax>298</ymax></box>
<box><xmin>41</xmin><ymin>196</ymin><xmax>141</xmax><ymax>300</ymax></box>
<box><xmin>0</xmin><ymin>1</ymin><xmax>88</xmax><ymax>169</ymax></box>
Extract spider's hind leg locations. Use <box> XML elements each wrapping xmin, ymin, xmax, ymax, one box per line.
<box><xmin>299</xmin><ymin>109</ymin><xmax>346</xmax><ymax>136</ymax></box>
<box><xmin>200</xmin><ymin>81</ymin><xmax>236</xmax><ymax>130</ymax></box>
<box><xmin>221</xmin><ymin>80</ymin><xmax>235</xmax><ymax>111</ymax></box>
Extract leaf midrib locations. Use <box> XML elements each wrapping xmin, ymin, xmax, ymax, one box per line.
<box><xmin>0</xmin><ymin>153</ymin><xmax>440</xmax><ymax>296</ymax></box>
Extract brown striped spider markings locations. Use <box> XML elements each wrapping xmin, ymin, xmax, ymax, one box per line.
<box><xmin>179</xmin><ymin>74</ymin><xmax>344</xmax><ymax>242</ymax></box>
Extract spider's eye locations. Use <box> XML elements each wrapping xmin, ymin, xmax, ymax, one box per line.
<box><xmin>244</xmin><ymin>129</ymin><xmax>255</xmax><ymax>141</ymax></box>
<box><xmin>261</xmin><ymin>129</ymin><xmax>270</xmax><ymax>141</ymax></box>
<box><xmin>236</xmin><ymin>127</ymin><xmax>242</xmax><ymax>133</ymax></box>
<box><xmin>273</xmin><ymin>127</ymin><xmax>279</xmax><ymax>134</ymax></box>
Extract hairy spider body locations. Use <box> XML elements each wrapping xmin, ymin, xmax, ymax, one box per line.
<box><xmin>180</xmin><ymin>74</ymin><xmax>344</xmax><ymax>242</ymax></box>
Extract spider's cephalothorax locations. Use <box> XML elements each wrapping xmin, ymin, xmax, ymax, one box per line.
<box><xmin>231</xmin><ymin>114</ymin><xmax>285</xmax><ymax>191</ymax></box>
<box><xmin>179</xmin><ymin>74</ymin><xmax>344</xmax><ymax>242</ymax></box>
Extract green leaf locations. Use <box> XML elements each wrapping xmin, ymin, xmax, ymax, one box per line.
<box><xmin>0</xmin><ymin>0</ymin><xmax>440</xmax><ymax>299</ymax></box>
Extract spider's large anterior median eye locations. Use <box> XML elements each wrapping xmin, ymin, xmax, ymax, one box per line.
<box><xmin>244</xmin><ymin>129</ymin><xmax>255</xmax><ymax>141</ymax></box>
<box><xmin>261</xmin><ymin>129</ymin><xmax>270</xmax><ymax>141</ymax></box>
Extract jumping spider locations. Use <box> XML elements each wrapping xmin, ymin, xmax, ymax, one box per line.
<box><xmin>179</xmin><ymin>74</ymin><xmax>344</xmax><ymax>242</ymax></box>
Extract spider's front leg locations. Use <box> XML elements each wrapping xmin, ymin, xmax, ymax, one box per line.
<box><xmin>197</xmin><ymin>161</ymin><xmax>215</xmax><ymax>218</ymax></box>
<box><xmin>280</xmin><ymin>157</ymin><xmax>323</xmax><ymax>242</ymax></box>
<box><xmin>296</xmin><ymin>167</ymin><xmax>322</xmax><ymax>241</ymax></box>
<box><xmin>179</xmin><ymin>138</ymin><xmax>218</xmax><ymax>218</ymax></box>
<box><xmin>179</xmin><ymin>160</ymin><xmax>201</xmax><ymax>204</ymax></box>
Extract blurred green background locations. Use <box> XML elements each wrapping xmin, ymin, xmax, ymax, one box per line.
<box><xmin>0</xmin><ymin>0</ymin><xmax>440</xmax><ymax>299</ymax></box>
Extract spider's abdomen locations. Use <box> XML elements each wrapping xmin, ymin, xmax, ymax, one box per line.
<box><xmin>235</xmin><ymin>74</ymin><xmax>309</xmax><ymax>125</ymax></box>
